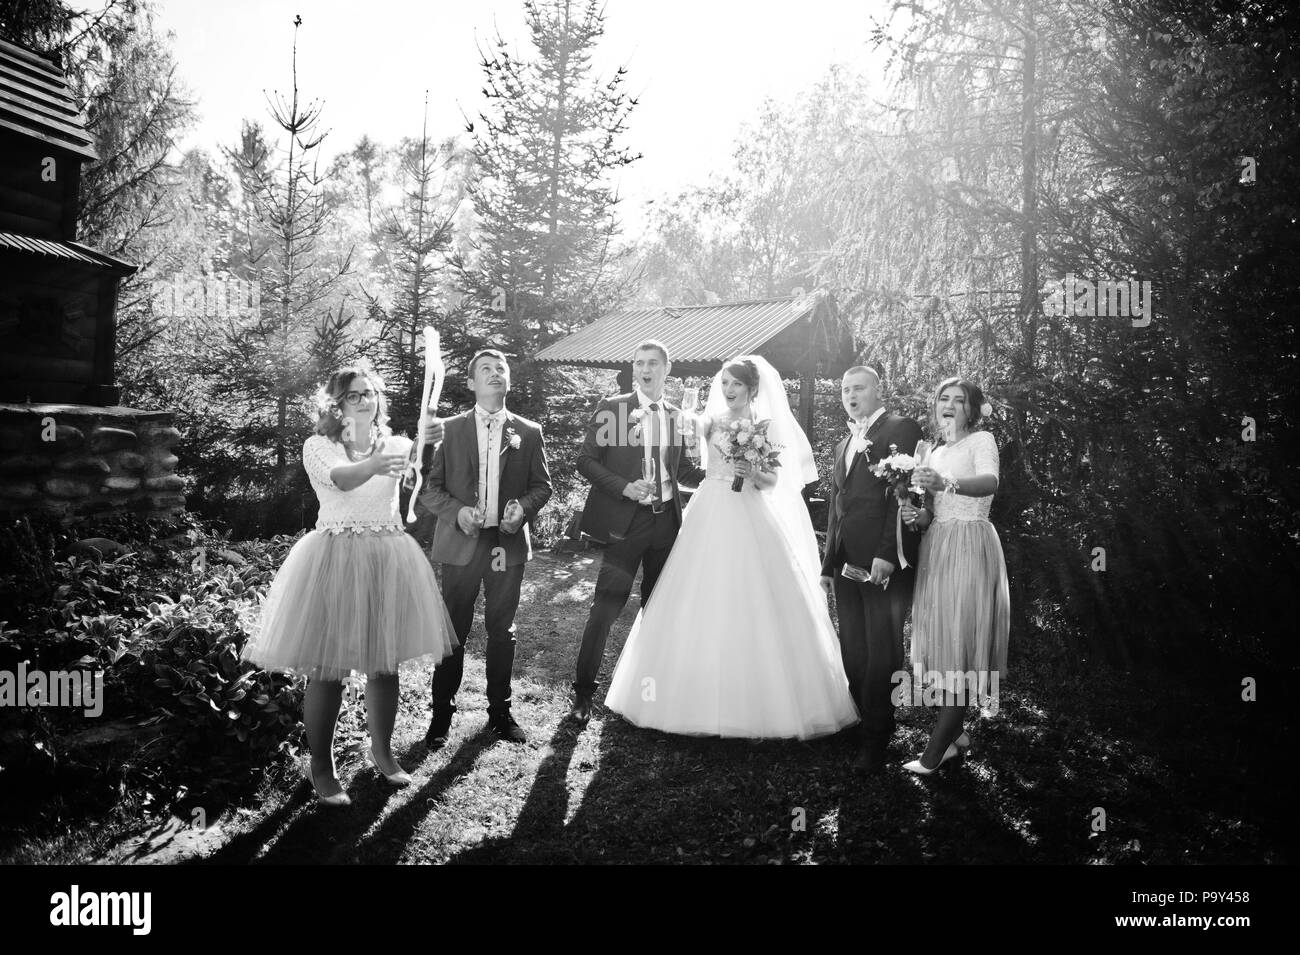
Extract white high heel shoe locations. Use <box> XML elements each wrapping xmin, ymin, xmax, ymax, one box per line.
<box><xmin>903</xmin><ymin>742</ymin><xmax>959</xmax><ymax>776</ymax></box>
<box><xmin>369</xmin><ymin>747</ymin><xmax>413</xmax><ymax>787</ymax></box>
<box><xmin>305</xmin><ymin>761</ymin><xmax>352</xmax><ymax>807</ymax></box>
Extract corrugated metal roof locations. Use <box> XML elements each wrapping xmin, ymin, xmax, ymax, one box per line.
<box><xmin>534</xmin><ymin>296</ymin><xmax>818</xmax><ymax>367</ymax></box>
<box><xmin>0</xmin><ymin>231</ymin><xmax>136</xmax><ymax>273</ymax></box>
<box><xmin>0</xmin><ymin>38</ymin><xmax>98</xmax><ymax>161</ymax></box>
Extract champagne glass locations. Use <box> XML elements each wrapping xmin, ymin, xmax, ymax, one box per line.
<box><xmin>680</xmin><ymin>386</ymin><xmax>700</xmax><ymax>423</ymax></box>
<box><xmin>680</xmin><ymin>386</ymin><xmax>701</xmax><ymax>456</ymax></box>
<box><xmin>910</xmin><ymin>440</ymin><xmax>933</xmax><ymax>500</ymax></box>
<box><xmin>640</xmin><ymin>458</ymin><xmax>656</xmax><ymax>504</ymax></box>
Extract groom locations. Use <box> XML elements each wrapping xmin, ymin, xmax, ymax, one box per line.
<box><xmin>418</xmin><ymin>349</ymin><xmax>552</xmax><ymax>746</ymax></box>
<box><xmin>820</xmin><ymin>365</ymin><xmax>923</xmax><ymax>773</ymax></box>
<box><xmin>568</xmin><ymin>340</ymin><xmax>705</xmax><ymax>724</ymax></box>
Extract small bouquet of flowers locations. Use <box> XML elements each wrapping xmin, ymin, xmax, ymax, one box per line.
<box><xmin>870</xmin><ymin>443</ymin><xmax>921</xmax><ymax>506</ymax></box>
<box><xmin>870</xmin><ymin>441</ymin><xmax>930</xmax><ymax>569</ymax></box>
<box><xmin>719</xmin><ymin>418</ymin><xmax>782</xmax><ymax>492</ymax></box>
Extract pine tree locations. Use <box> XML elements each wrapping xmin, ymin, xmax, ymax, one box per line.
<box><xmin>457</xmin><ymin>0</ymin><xmax>640</xmax><ymax>408</ymax></box>
<box><xmin>214</xmin><ymin>16</ymin><xmax>355</xmax><ymax>503</ymax></box>
<box><xmin>363</xmin><ymin>109</ymin><xmax>475</xmax><ymax>434</ymax></box>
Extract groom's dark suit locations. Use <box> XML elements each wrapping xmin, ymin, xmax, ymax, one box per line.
<box><xmin>822</xmin><ymin>409</ymin><xmax>923</xmax><ymax>758</ymax></box>
<box><xmin>573</xmin><ymin>391</ymin><xmax>705</xmax><ymax>699</ymax></box>
<box><xmin>418</xmin><ymin>408</ymin><xmax>552</xmax><ymax>720</ymax></box>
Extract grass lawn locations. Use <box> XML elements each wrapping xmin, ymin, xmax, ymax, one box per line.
<box><xmin>5</xmin><ymin>547</ymin><xmax>1285</xmax><ymax>865</ymax></box>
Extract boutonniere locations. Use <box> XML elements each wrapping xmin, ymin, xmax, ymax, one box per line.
<box><xmin>503</xmin><ymin>426</ymin><xmax>521</xmax><ymax>453</ymax></box>
<box><xmin>628</xmin><ymin>407</ymin><xmax>646</xmax><ymax>443</ymax></box>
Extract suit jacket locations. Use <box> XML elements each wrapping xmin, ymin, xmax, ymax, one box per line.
<box><xmin>577</xmin><ymin>392</ymin><xmax>706</xmax><ymax>543</ymax></box>
<box><xmin>821</xmin><ymin>410</ymin><xmax>924</xmax><ymax>577</ymax></box>
<box><xmin>417</xmin><ymin>409</ymin><xmax>552</xmax><ymax>567</ymax></box>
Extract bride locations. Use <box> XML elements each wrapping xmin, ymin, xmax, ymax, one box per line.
<box><xmin>603</xmin><ymin>355</ymin><xmax>858</xmax><ymax>739</ymax></box>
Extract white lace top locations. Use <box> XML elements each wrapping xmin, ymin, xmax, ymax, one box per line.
<box><xmin>929</xmin><ymin>430</ymin><xmax>1000</xmax><ymax>523</ymax></box>
<box><xmin>302</xmin><ymin>433</ymin><xmax>412</xmax><ymax>535</ymax></box>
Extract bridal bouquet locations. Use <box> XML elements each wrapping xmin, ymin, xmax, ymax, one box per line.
<box><xmin>719</xmin><ymin>418</ymin><xmax>782</xmax><ymax>492</ymax></box>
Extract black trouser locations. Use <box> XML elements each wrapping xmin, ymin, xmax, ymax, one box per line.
<box><xmin>573</xmin><ymin>504</ymin><xmax>678</xmax><ymax>698</ymax></box>
<box><xmin>431</xmin><ymin>529</ymin><xmax>525</xmax><ymax>717</ymax></box>
<box><xmin>833</xmin><ymin>562</ymin><xmax>914</xmax><ymax>742</ymax></box>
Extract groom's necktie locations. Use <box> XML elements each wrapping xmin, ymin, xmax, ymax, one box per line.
<box><xmin>648</xmin><ymin>402</ymin><xmax>664</xmax><ymax>506</ymax></box>
<box><xmin>476</xmin><ymin>409</ymin><xmax>505</xmax><ymax>527</ymax></box>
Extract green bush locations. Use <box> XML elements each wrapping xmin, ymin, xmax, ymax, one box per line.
<box><xmin>0</xmin><ymin>514</ymin><xmax>306</xmax><ymax>807</ymax></box>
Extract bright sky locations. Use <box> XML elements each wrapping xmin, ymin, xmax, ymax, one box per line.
<box><xmin>153</xmin><ymin>0</ymin><xmax>892</xmax><ymax>231</ymax></box>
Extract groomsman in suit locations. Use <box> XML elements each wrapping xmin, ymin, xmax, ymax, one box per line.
<box><xmin>568</xmin><ymin>340</ymin><xmax>706</xmax><ymax>724</ymax></box>
<box><xmin>820</xmin><ymin>366</ymin><xmax>923</xmax><ymax>773</ymax></box>
<box><xmin>418</xmin><ymin>349</ymin><xmax>552</xmax><ymax>745</ymax></box>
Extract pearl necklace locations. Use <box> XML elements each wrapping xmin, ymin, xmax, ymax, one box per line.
<box><xmin>344</xmin><ymin>443</ymin><xmax>374</xmax><ymax>463</ymax></box>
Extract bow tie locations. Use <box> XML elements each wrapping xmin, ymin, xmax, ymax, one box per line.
<box><xmin>477</xmin><ymin>410</ymin><xmax>506</xmax><ymax>426</ymax></box>
<box><xmin>848</xmin><ymin>420</ymin><xmax>869</xmax><ymax>438</ymax></box>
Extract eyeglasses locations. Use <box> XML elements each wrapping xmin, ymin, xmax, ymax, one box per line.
<box><xmin>342</xmin><ymin>389</ymin><xmax>377</xmax><ymax>406</ymax></box>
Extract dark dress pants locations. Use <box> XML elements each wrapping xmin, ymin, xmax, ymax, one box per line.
<box><xmin>833</xmin><ymin>561</ymin><xmax>914</xmax><ymax>744</ymax></box>
<box><xmin>573</xmin><ymin>503</ymin><xmax>678</xmax><ymax>699</ymax></box>
<box><xmin>431</xmin><ymin>528</ymin><xmax>525</xmax><ymax>717</ymax></box>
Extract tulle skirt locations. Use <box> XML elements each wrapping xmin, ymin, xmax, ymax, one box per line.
<box><xmin>910</xmin><ymin>518</ymin><xmax>1010</xmax><ymax>715</ymax></box>
<box><xmin>604</xmin><ymin>478</ymin><xmax>859</xmax><ymax>740</ymax></box>
<box><xmin>242</xmin><ymin>528</ymin><xmax>458</xmax><ymax>681</ymax></box>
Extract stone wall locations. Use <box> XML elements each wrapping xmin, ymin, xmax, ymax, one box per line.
<box><xmin>0</xmin><ymin>404</ymin><xmax>183</xmax><ymax>520</ymax></box>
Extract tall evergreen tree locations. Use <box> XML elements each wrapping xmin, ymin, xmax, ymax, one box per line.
<box><xmin>213</xmin><ymin>16</ymin><xmax>356</xmax><ymax>508</ymax></box>
<box><xmin>456</xmin><ymin>0</ymin><xmax>640</xmax><ymax>407</ymax></box>
<box><xmin>363</xmin><ymin>114</ymin><xmax>475</xmax><ymax>433</ymax></box>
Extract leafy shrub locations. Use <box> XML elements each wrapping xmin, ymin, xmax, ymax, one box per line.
<box><xmin>123</xmin><ymin>566</ymin><xmax>304</xmax><ymax>758</ymax></box>
<box><xmin>0</xmin><ymin>513</ymin><xmax>307</xmax><ymax>813</ymax></box>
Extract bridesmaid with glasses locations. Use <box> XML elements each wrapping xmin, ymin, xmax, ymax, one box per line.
<box><xmin>242</xmin><ymin>362</ymin><xmax>457</xmax><ymax>806</ymax></box>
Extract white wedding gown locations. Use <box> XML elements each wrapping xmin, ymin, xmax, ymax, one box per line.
<box><xmin>604</xmin><ymin>425</ymin><xmax>859</xmax><ymax>739</ymax></box>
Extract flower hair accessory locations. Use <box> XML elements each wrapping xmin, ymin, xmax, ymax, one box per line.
<box><xmin>312</xmin><ymin>384</ymin><xmax>344</xmax><ymax>420</ymax></box>
<box><xmin>980</xmin><ymin>401</ymin><xmax>993</xmax><ymax>418</ymax></box>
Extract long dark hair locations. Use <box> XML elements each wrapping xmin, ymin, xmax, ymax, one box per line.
<box><xmin>313</xmin><ymin>362</ymin><xmax>392</xmax><ymax>445</ymax></box>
